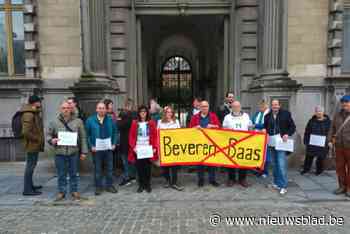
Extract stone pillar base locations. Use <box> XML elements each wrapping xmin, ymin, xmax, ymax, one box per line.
<box><xmin>70</xmin><ymin>75</ymin><xmax>120</xmax><ymax>117</ymax></box>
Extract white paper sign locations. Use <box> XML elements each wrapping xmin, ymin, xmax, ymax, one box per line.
<box><xmin>136</xmin><ymin>145</ymin><xmax>153</xmax><ymax>159</ymax></box>
<box><xmin>275</xmin><ymin>138</ymin><xmax>294</xmax><ymax>152</ymax></box>
<box><xmin>309</xmin><ymin>134</ymin><xmax>326</xmax><ymax>147</ymax></box>
<box><xmin>136</xmin><ymin>136</ymin><xmax>150</xmax><ymax>146</ymax></box>
<box><xmin>96</xmin><ymin>138</ymin><xmax>112</xmax><ymax>151</ymax></box>
<box><xmin>268</xmin><ymin>134</ymin><xmax>282</xmax><ymax>147</ymax></box>
<box><xmin>57</xmin><ymin>131</ymin><xmax>78</xmax><ymax>146</ymax></box>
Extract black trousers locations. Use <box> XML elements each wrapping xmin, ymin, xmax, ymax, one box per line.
<box><xmin>135</xmin><ymin>159</ymin><xmax>151</xmax><ymax>188</ymax></box>
<box><xmin>227</xmin><ymin>168</ymin><xmax>247</xmax><ymax>182</ymax></box>
<box><xmin>303</xmin><ymin>153</ymin><xmax>324</xmax><ymax>173</ymax></box>
<box><xmin>162</xmin><ymin>166</ymin><xmax>178</xmax><ymax>185</ymax></box>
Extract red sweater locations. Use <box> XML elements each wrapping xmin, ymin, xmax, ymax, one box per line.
<box><xmin>189</xmin><ymin>112</ymin><xmax>221</xmax><ymax>128</ymax></box>
<box><xmin>128</xmin><ymin>120</ymin><xmax>158</xmax><ymax>163</ymax></box>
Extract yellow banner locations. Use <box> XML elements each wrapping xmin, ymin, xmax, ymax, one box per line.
<box><xmin>159</xmin><ymin>128</ymin><xmax>267</xmax><ymax>169</ymax></box>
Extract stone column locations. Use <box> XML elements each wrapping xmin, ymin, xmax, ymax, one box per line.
<box><xmin>223</xmin><ymin>16</ymin><xmax>229</xmax><ymax>90</ymax></box>
<box><xmin>136</xmin><ymin>17</ymin><xmax>144</xmax><ymax>105</ymax></box>
<box><xmin>258</xmin><ymin>0</ymin><xmax>288</xmax><ymax>80</ymax></box>
<box><xmin>71</xmin><ymin>0</ymin><xmax>119</xmax><ymax>117</ymax></box>
<box><xmin>249</xmin><ymin>0</ymin><xmax>300</xmax><ymax>111</ymax></box>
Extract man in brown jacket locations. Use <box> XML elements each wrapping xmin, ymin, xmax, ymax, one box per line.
<box><xmin>329</xmin><ymin>95</ymin><xmax>350</xmax><ymax>197</ymax></box>
<box><xmin>21</xmin><ymin>95</ymin><xmax>45</xmax><ymax>196</ymax></box>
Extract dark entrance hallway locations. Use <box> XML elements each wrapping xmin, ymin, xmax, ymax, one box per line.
<box><xmin>138</xmin><ymin>15</ymin><xmax>231</xmax><ymax>119</ymax></box>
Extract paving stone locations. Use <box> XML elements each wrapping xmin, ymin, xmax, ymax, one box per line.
<box><xmin>0</xmin><ymin>162</ymin><xmax>349</xmax><ymax>233</ymax></box>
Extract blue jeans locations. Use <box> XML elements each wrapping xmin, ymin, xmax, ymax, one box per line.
<box><xmin>262</xmin><ymin>148</ymin><xmax>271</xmax><ymax>176</ymax></box>
<box><xmin>119</xmin><ymin>153</ymin><xmax>136</xmax><ymax>180</ymax></box>
<box><xmin>197</xmin><ymin>166</ymin><xmax>216</xmax><ymax>183</ymax></box>
<box><xmin>269</xmin><ymin>147</ymin><xmax>288</xmax><ymax>189</ymax></box>
<box><xmin>94</xmin><ymin>150</ymin><xmax>114</xmax><ymax>188</ymax></box>
<box><xmin>23</xmin><ymin>152</ymin><xmax>39</xmax><ymax>193</ymax></box>
<box><xmin>55</xmin><ymin>154</ymin><xmax>79</xmax><ymax>194</ymax></box>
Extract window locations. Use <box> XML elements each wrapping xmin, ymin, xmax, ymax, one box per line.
<box><xmin>343</xmin><ymin>8</ymin><xmax>350</xmax><ymax>73</ymax></box>
<box><xmin>161</xmin><ymin>56</ymin><xmax>193</xmax><ymax>118</ymax></box>
<box><xmin>0</xmin><ymin>0</ymin><xmax>24</xmax><ymax>76</ymax></box>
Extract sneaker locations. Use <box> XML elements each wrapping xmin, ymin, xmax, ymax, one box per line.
<box><xmin>129</xmin><ymin>177</ymin><xmax>136</xmax><ymax>182</ymax></box>
<box><xmin>54</xmin><ymin>192</ymin><xmax>65</xmax><ymax>201</ymax></box>
<box><xmin>315</xmin><ymin>171</ymin><xmax>323</xmax><ymax>176</ymax></box>
<box><xmin>163</xmin><ymin>180</ymin><xmax>171</xmax><ymax>188</ymax></box>
<box><xmin>300</xmin><ymin>170</ymin><xmax>309</xmax><ymax>175</ymax></box>
<box><xmin>106</xmin><ymin>186</ymin><xmax>118</xmax><ymax>194</ymax></box>
<box><xmin>171</xmin><ymin>184</ymin><xmax>184</xmax><ymax>191</ymax></box>
<box><xmin>23</xmin><ymin>191</ymin><xmax>42</xmax><ymax>196</ymax></box>
<box><xmin>279</xmin><ymin>188</ymin><xmax>287</xmax><ymax>195</ymax></box>
<box><xmin>198</xmin><ymin>180</ymin><xmax>204</xmax><ymax>187</ymax></box>
<box><xmin>334</xmin><ymin>187</ymin><xmax>346</xmax><ymax>195</ymax></box>
<box><xmin>268</xmin><ymin>184</ymin><xmax>280</xmax><ymax>190</ymax></box>
<box><xmin>209</xmin><ymin>181</ymin><xmax>220</xmax><ymax>187</ymax></box>
<box><xmin>261</xmin><ymin>174</ymin><xmax>268</xmax><ymax>179</ymax></box>
<box><xmin>119</xmin><ymin>179</ymin><xmax>131</xmax><ymax>186</ymax></box>
<box><xmin>71</xmin><ymin>192</ymin><xmax>81</xmax><ymax>201</ymax></box>
<box><xmin>32</xmin><ymin>185</ymin><xmax>43</xmax><ymax>190</ymax></box>
<box><xmin>226</xmin><ymin>180</ymin><xmax>235</xmax><ymax>187</ymax></box>
<box><xmin>137</xmin><ymin>186</ymin><xmax>144</xmax><ymax>193</ymax></box>
<box><xmin>145</xmin><ymin>186</ymin><xmax>152</xmax><ymax>193</ymax></box>
<box><xmin>239</xmin><ymin>180</ymin><xmax>250</xmax><ymax>188</ymax></box>
<box><xmin>345</xmin><ymin>192</ymin><xmax>350</xmax><ymax>198</ymax></box>
<box><xmin>95</xmin><ymin>188</ymin><xmax>103</xmax><ymax>196</ymax></box>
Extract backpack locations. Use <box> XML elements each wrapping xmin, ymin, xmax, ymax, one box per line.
<box><xmin>11</xmin><ymin>111</ymin><xmax>24</xmax><ymax>138</ymax></box>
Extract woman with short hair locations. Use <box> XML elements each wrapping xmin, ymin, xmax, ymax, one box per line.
<box><xmin>301</xmin><ymin>106</ymin><xmax>331</xmax><ymax>176</ymax></box>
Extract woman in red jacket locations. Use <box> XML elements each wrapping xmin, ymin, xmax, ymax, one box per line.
<box><xmin>128</xmin><ymin>105</ymin><xmax>158</xmax><ymax>193</ymax></box>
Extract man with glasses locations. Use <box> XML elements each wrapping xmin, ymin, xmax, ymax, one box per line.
<box><xmin>189</xmin><ymin>100</ymin><xmax>221</xmax><ymax>187</ymax></box>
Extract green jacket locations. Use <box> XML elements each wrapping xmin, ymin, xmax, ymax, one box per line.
<box><xmin>20</xmin><ymin>104</ymin><xmax>45</xmax><ymax>153</ymax></box>
<box><xmin>47</xmin><ymin>113</ymin><xmax>88</xmax><ymax>156</ymax></box>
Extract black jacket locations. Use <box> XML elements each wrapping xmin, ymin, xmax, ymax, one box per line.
<box><xmin>304</xmin><ymin>115</ymin><xmax>331</xmax><ymax>157</ymax></box>
<box><xmin>117</xmin><ymin>110</ymin><xmax>134</xmax><ymax>155</ymax></box>
<box><xmin>264</xmin><ymin>109</ymin><xmax>296</xmax><ymax>137</ymax></box>
<box><xmin>186</xmin><ymin>108</ymin><xmax>198</xmax><ymax>127</ymax></box>
<box><xmin>217</xmin><ymin>103</ymin><xmax>231</xmax><ymax>124</ymax></box>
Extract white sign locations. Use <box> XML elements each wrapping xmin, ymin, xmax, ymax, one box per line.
<box><xmin>57</xmin><ymin>131</ymin><xmax>78</xmax><ymax>146</ymax></box>
<box><xmin>275</xmin><ymin>138</ymin><xmax>294</xmax><ymax>152</ymax></box>
<box><xmin>268</xmin><ymin>134</ymin><xmax>282</xmax><ymax>147</ymax></box>
<box><xmin>309</xmin><ymin>134</ymin><xmax>326</xmax><ymax>147</ymax></box>
<box><xmin>96</xmin><ymin>138</ymin><xmax>112</xmax><ymax>151</ymax></box>
<box><xmin>136</xmin><ymin>145</ymin><xmax>153</xmax><ymax>159</ymax></box>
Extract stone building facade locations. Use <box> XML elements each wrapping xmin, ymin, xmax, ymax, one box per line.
<box><xmin>0</xmin><ymin>0</ymin><xmax>349</xmax><ymax>160</ymax></box>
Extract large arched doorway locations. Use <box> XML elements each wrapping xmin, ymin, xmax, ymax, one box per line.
<box><xmin>160</xmin><ymin>56</ymin><xmax>193</xmax><ymax>121</ymax></box>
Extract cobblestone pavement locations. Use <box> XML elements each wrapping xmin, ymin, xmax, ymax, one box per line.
<box><xmin>0</xmin><ymin>161</ymin><xmax>349</xmax><ymax>234</ymax></box>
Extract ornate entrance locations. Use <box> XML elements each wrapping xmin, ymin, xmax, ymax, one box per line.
<box><xmin>160</xmin><ymin>56</ymin><xmax>193</xmax><ymax>119</ymax></box>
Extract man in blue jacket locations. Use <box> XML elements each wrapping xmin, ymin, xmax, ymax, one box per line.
<box><xmin>86</xmin><ymin>101</ymin><xmax>118</xmax><ymax>195</ymax></box>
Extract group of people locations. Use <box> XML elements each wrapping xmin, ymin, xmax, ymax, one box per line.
<box><xmin>18</xmin><ymin>92</ymin><xmax>350</xmax><ymax>200</ymax></box>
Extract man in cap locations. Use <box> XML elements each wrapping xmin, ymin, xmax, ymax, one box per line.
<box><xmin>329</xmin><ymin>95</ymin><xmax>350</xmax><ymax>197</ymax></box>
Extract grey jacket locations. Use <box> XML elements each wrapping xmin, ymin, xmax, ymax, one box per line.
<box><xmin>47</xmin><ymin>113</ymin><xmax>88</xmax><ymax>156</ymax></box>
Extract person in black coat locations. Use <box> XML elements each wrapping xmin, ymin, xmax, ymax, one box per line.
<box><xmin>301</xmin><ymin>106</ymin><xmax>331</xmax><ymax>175</ymax></box>
<box><xmin>117</xmin><ymin>107</ymin><xmax>137</xmax><ymax>186</ymax></box>
<box><xmin>263</xmin><ymin>100</ymin><xmax>296</xmax><ymax>195</ymax></box>
<box><xmin>186</xmin><ymin>97</ymin><xmax>202</xmax><ymax>127</ymax></box>
<box><xmin>217</xmin><ymin>91</ymin><xmax>235</xmax><ymax>123</ymax></box>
